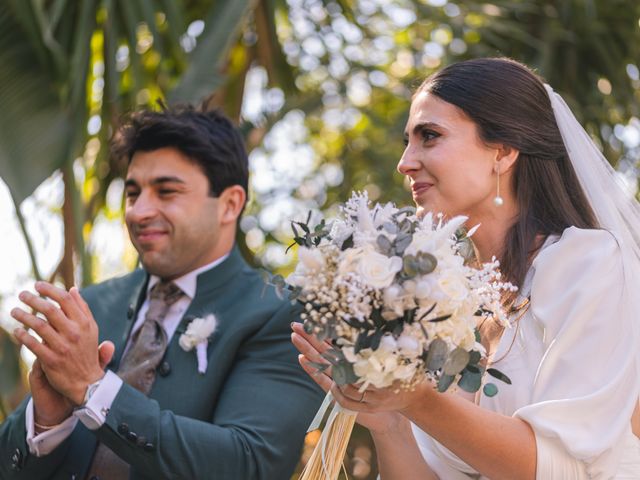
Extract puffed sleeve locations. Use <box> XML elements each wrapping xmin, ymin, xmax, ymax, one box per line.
<box><xmin>514</xmin><ymin>227</ymin><xmax>640</xmax><ymax>479</ymax></box>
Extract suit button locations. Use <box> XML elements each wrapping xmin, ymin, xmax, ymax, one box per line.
<box><xmin>118</xmin><ymin>423</ymin><xmax>129</xmax><ymax>435</ymax></box>
<box><xmin>158</xmin><ymin>361</ymin><xmax>171</xmax><ymax>377</ymax></box>
<box><xmin>127</xmin><ymin>306</ymin><xmax>135</xmax><ymax>318</ymax></box>
<box><xmin>10</xmin><ymin>447</ymin><xmax>24</xmax><ymax>470</ymax></box>
<box><xmin>136</xmin><ymin>436</ymin><xmax>147</xmax><ymax>447</ymax></box>
<box><xmin>144</xmin><ymin>442</ymin><xmax>155</xmax><ymax>452</ymax></box>
<box><xmin>126</xmin><ymin>431</ymin><xmax>138</xmax><ymax>442</ymax></box>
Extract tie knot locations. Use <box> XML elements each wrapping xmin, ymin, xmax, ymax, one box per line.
<box><xmin>150</xmin><ymin>281</ymin><xmax>184</xmax><ymax>306</ymax></box>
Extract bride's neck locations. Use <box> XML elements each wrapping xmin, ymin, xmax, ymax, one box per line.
<box><xmin>467</xmin><ymin>209</ymin><xmax>519</xmax><ymax>263</ymax></box>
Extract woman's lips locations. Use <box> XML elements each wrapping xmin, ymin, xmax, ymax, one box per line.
<box><xmin>411</xmin><ymin>182</ymin><xmax>433</xmax><ymax>196</ymax></box>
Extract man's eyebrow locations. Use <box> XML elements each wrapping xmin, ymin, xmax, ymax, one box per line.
<box><xmin>150</xmin><ymin>176</ymin><xmax>186</xmax><ymax>186</ymax></box>
<box><xmin>124</xmin><ymin>176</ymin><xmax>186</xmax><ymax>188</ymax></box>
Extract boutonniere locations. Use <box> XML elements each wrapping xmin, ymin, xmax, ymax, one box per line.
<box><xmin>179</xmin><ymin>314</ymin><xmax>218</xmax><ymax>374</ymax></box>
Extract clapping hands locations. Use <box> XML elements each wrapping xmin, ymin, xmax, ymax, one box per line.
<box><xmin>11</xmin><ymin>282</ymin><xmax>114</xmax><ymax>426</ymax></box>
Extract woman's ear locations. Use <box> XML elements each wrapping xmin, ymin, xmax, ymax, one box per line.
<box><xmin>494</xmin><ymin>145</ymin><xmax>520</xmax><ymax>174</ymax></box>
<box><xmin>217</xmin><ymin>185</ymin><xmax>247</xmax><ymax>225</ymax></box>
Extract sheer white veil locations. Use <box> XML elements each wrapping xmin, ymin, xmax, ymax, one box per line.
<box><xmin>545</xmin><ymin>84</ymin><xmax>640</xmax><ymax>379</ymax></box>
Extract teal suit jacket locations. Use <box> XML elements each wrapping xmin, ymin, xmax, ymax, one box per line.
<box><xmin>0</xmin><ymin>248</ymin><xmax>323</xmax><ymax>479</ymax></box>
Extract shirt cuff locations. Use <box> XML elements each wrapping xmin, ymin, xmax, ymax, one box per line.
<box><xmin>535</xmin><ymin>433</ymin><xmax>588</xmax><ymax>479</ymax></box>
<box><xmin>25</xmin><ymin>398</ymin><xmax>77</xmax><ymax>457</ymax></box>
<box><xmin>72</xmin><ymin>370</ymin><xmax>124</xmax><ymax>430</ymax></box>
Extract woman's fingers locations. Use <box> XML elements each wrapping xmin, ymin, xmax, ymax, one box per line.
<box><xmin>291</xmin><ymin>322</ymin><xmax>332</xmax><ymax>354</ymax></box>
<box><xmin>299</xmin><ymin>355</ymin><xmax>333</xmax><ymax>392</ymax></box>
<box><xmin>291</xmin><ymin>330</ymin><xmax>330</xmax><ymax>365</ymax></box>
<box><xmin>331</xmin><ymin>383</ymin><xmax>375</xmax><ymax>413</ymax></box>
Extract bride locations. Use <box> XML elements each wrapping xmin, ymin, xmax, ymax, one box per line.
<box><xmin>292</xmin><ymin>58</ymin><xmax>640</xmax><ymax>478</ymax></box>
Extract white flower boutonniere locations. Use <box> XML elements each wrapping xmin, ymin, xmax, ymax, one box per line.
<box><xmin>179</xmin><ymin>314</ymin><xmax>218</xmax><ymax>374</ymax></box>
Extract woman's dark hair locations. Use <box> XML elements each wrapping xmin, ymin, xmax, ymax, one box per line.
<box><xmin>417</xmin><ymin>58</ymin><xmax>597</xmax><ymax>297</ymax></box>
<box><xmin>112</xmin><ymin>104</ymin><xmax>249</xmax><ymax>199</ymax></box>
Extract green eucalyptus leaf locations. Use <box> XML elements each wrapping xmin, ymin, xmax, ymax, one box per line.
<box><xmin>416</xmin><ymin>252</ymin><xmax>438</xmax><ymax>274</ymax></box>
<box><xmin>394</xmin><ymin>233</ymin><xmax>412</xmax><ymax>255</ymax></box>
<box><xmin>403</xmin><ymin>255</ymin><xmax>418</xmax><ymax>277</ymax></box>
<box><xmin>469</xmin><ymin>351</ymin><xmax>482</xmax><ymax>365</ymax></box>
<box><xmin>458</xmin><ymin>369</ymin><xmax>482</xmax><ymax>393</ymax></box>
<box><xmin>437</xmin><ymin>373</ymin><xmax>455</xmax><ymax>393</ymax></box>
<box><xmin>332</xmin><ymin>361</ymin><xmax>359</xmax><ymax>385</ymax></box>
<box><xmin>457</xmin><ymin>237</ymin><xmax>476</xmax><ymax>262</ymax></box>
<box><xmin>483</xmin><ymin>383</ymin><xmax>499</xmax><ymax>397</ymax></box>
<box><xmin>443</xmin><ymin>347</ymin><xmax>470</xmax><ymax>376</ymax></box>
<box><xmin>341</xmin><ymin>235</ymin><xmax>354</xmax><ymax>250</ymax></box>
<box><xmin>370</xmin><ymin>330</ymin><xmax>383</xmax><ymax>351</ymax></box>
<box><xmin>487</xmin><ymin>368</ymin><xmax>512</xmax><ymax>385</ymax></box>
<box><xmin>383</xmin><ymin>221</ymin><xmax>398</xmax><ymax>234</ymax></box>
<box><xmin>307</xmin><ymin>361</ymin><xmax>330</xmax><ymax>372</ymax></box>
<box><xmin>426</xmin><ymin>338</ymin><xmax>448</xmax><ymax>371</ymax></box>
<box><xmin>428</xmin><ymin>314</ymin><xmax>452</xmax><ymax>323</ymax></box>
<box><xmin>376</xmin><ymin>234</ymin><xmax>393</xmax><ymax>254</ymax></box>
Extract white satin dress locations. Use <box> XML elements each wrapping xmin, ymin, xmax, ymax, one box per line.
<box><xmin>413</xmin><ymin>227</ymin><xmax>640</xmax><ymax>479</ymax></box>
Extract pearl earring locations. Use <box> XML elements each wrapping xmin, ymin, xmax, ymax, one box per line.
<box><xmin>494</xmin><ymin>164</ymin><xmax>504</xmax><ymax>207</ymax></box>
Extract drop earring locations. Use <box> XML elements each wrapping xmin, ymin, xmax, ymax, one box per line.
<box><xmin>494</xmin><ymin>164</ymin><xmax>504</xmax><ymax>207</ymax></box>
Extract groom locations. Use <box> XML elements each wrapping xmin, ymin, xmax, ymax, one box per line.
<box><xmin>1</xmin><ymin>106</ymin><xmax>323</xmax><ymax>479</ymax></box>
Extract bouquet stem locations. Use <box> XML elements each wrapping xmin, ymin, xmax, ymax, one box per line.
<box><xmin>300</xmin><ymin>407</ymin><xmax>358</xmax><ymax>480</ymax></box>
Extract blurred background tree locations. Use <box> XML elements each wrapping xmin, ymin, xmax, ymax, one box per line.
<box><xmin>1</xmin><ymin>1</ymin><xmax>639</xmax><ymax>478</ymax></box>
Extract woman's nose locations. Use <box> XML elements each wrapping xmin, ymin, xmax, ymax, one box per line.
<box><xmin>397</xmin><ymin>145</ymin><xmax>421</xmax><ymax>176</ymax></box>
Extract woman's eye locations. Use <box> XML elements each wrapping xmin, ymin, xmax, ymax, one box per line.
<box><xmin>421</xmin><ymin>129</ymin><xmax>440</xmax><ymax>143</ymax></box>
<box><xmin>125</xmin><ymin>191</ymin><xmax>139</xmax><ymax>198</ymax></box>
<box><xmin>159</xmin><ymin>189</ymin><xmax>176</xmax><ymax>195</ymax></box>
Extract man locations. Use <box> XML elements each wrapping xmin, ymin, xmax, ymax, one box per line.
<box><xmin>1</xmin><ymin>106</ymin><xmax>323</xmax><ymax>479</ymax></box>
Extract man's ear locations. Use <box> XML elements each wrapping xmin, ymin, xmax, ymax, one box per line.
<box><xmin>494</xmin><ymin>145</ymin><xmax>519</xmax><ymax>174</ymax></box>
<box><xmin>216</xmin><ymin>185</ymin><xmax>247</xmax><ymax>226</ymax></box>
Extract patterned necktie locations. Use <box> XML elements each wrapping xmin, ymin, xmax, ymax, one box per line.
<box><xmin>85</xmin><ymin>281</ymin><xmax>184</xmax><ymax>480</ymax></box>
<box><xmin>117</xmin><ymin>281</ymin><xmax>184</xmax><ymax>393</ymax></box>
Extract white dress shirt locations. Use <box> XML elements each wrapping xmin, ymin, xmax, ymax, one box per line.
<box><xmin>412</xmin><ymin>227</ymin><xmax>640</xmax><ymax>479</ymax></box>
<box><xmin>26</xmin><ymin>254</ymin><xmax>228</xmax><ymax>456</ymax></box>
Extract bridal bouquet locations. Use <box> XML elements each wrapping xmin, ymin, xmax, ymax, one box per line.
<box><xmin>282</xmin><ymin>192</ymin><xmax>514</xmax><ymax>480</ymax></box>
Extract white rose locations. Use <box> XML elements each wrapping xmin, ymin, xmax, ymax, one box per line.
<box><xmin>357</xmin><ymin>246</ymin><xmax>402</xmax><ymax>289</ymax></box>
<box><xmin>338</xmin><ymin>247</ymin><xmax>363</xmax><ymax>275</ymax></box>
<box><xmin>438</xmin><ymin>270</ymin><xmax>469</xmax><ymax>302</ymax></box>
<box><xmin>379</xmin><ymin>334</ymin><xmax>398</xmax><ymax>352</ymax></box>
<box><xmin>397</xmin><ymin>334</ymin><xmax>421</xmax><ymax>357</ymax></box>
<box><xmin>405</xmin><ymin>230</ymin><xmax>436</xmax><ymax>257</ymax></box>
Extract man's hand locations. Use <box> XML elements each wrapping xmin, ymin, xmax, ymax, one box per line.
<box><xmin>31</xmin><ymin>341</ymin><xmax>116</xmax><ymax>430</ymax></box>
<box><xmin>12</xmin><ymin>282</ymin><xmax>108</xmax><ymax>406</ymax></box>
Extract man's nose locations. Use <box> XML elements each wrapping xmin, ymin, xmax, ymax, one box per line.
<box><xmin>125</xmin><ymin>191</ymin><xmax>158</xmax><ymax>223</ymax></box>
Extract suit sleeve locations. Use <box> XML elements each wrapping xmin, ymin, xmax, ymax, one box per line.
<box><xmin>0</xmin><ymin>397</ymin><xmax>72</xmax><ymax>479</ymax></box>
<box><xmin>93</xmin><ymin>301</ymin><xmax>324</xmax><ymax>480</ymax></box>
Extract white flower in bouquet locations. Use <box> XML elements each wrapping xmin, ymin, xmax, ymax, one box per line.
<box><xmin>282</xmin><ymin>191</ymin><xmax>515</xmax><ymax>395</ymax></box>
<box><xmin>357</xmin><ymin>246</ymin><xmax>402</xmax><ymax>289</ymax></box>
<box><xmin>287</xmin><ymin>191</ymin><xmax>517</xmax><ymax>480</ymax></box>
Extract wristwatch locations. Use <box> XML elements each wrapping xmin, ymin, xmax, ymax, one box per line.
<box><xmin>72</xmin><ymin>377</ymin><xmax>105</xmax><ymax>430</ymax></box>
<box><xmin>82</xmin><ymin>378</ymin><xmax>103</xmax><ymax>405</ymax></box>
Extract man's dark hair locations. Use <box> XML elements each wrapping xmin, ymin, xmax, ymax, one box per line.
<box><xmin>113</xmin><ymin>104</ymin><xmax>249</xmax><ymax>198</ymax></box>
